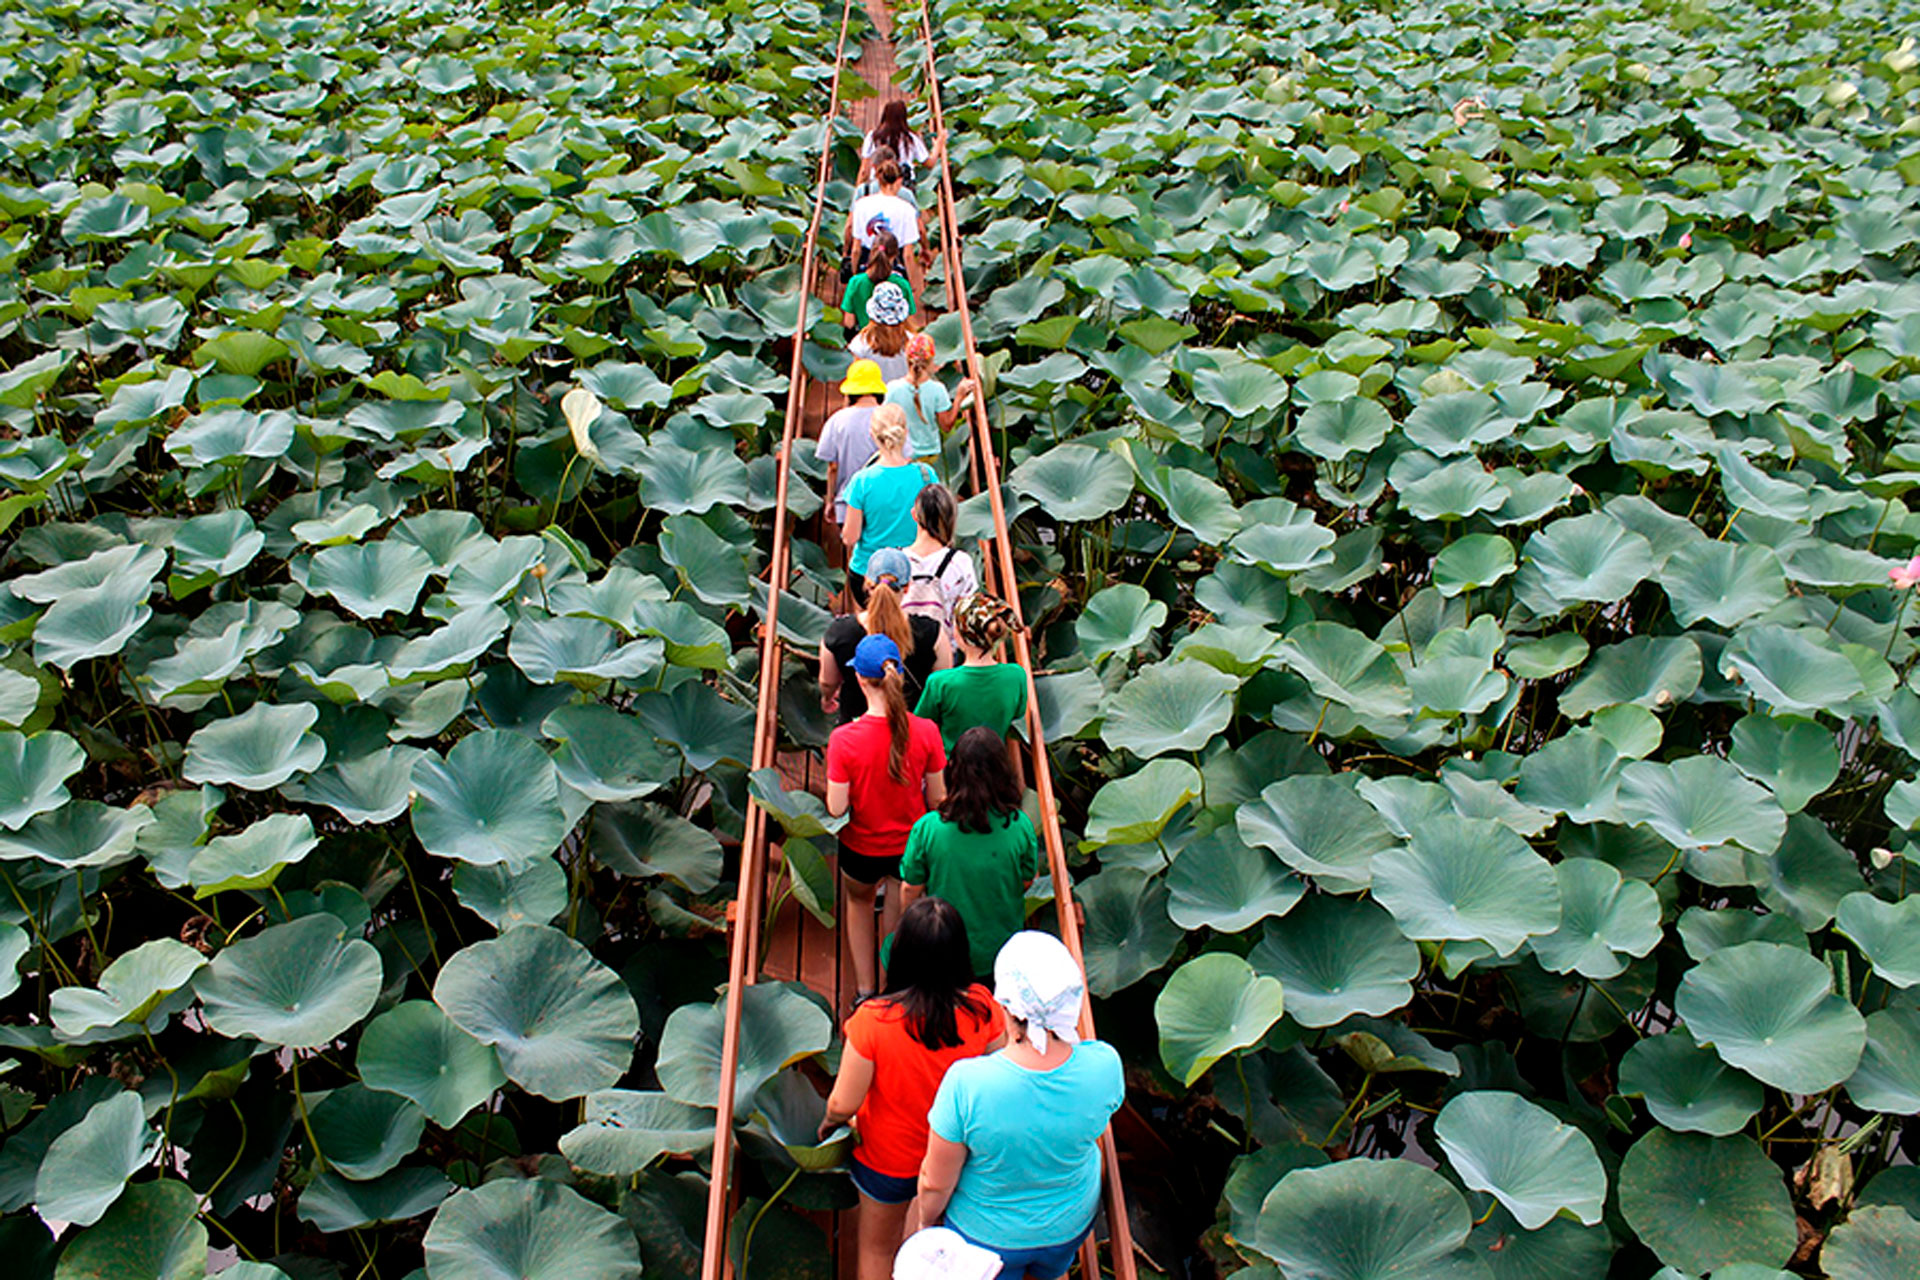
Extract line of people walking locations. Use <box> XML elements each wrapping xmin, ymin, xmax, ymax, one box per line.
<box><xmin>796</xmin><ymin>100</ymin><xmax>1123</xmax><ymax>1280</ymax></box>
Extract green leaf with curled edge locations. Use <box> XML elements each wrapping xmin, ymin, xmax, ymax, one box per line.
<box><xmin>1435</xmin><ymin>1091</ymin><xmax>1606</xmax><ymax>1229</ymax></box>
<box><xmin>196</xmin><ymin>913</ymin><xmax>383</xmax><ymax>1049</ymax></box>
<box><xmin>410</xmin><ymin>730</ymin><xmax>569</xmax><ymax>871</ymax></box>
<box><xmin>1619</xmin><ymin>1130</ymin><xmax>1794</xmax><ymax>1275</ymax></box>
<box><xmin>1675</xmin><ymin>942</ymin><xmax>1865</xmax><ymax>1093</ymax></box>
<box><xmin>423</xmin><ymin>1180</ymin><xmax>641</xmax><ymax>1280</ymax></box>
<box><xmin>1156</xmin><ymin>952</ymin><xmax>1286</xmax><ymax>1086</ymax></box>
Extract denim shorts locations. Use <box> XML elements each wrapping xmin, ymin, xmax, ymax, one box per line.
<box><xmin>850</xmin><ymin>1156</ymin><xmax>917</xmax><ymax>1205</ymax></box>
<box><xmin>952</xmin><ymin>1221</ymin><xmax>1091</xmax><ymax>1280</ymax></box>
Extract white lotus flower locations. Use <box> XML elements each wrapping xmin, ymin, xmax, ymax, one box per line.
<box><xmin>561</xmin><ymin>387</ymin><xmax>603</xmax><ymax>464</ymax></box>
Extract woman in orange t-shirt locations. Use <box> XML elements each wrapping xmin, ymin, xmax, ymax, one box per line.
<box><xmin>820</xmin><ymin>898</ymin><xmax>1005</xmax><ymax>1280</ymax></box>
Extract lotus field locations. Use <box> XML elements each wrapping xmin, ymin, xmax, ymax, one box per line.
<box><xmin>1</xmin><ymin>0</ymin><xmax>1919</xmax><ymax>1272</ymax></box>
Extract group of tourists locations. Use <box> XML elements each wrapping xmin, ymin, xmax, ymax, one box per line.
<box><xmin>795</xmin><ymin>102</ymin><xmax>1123</xmax><ymax>1280</ymax></box>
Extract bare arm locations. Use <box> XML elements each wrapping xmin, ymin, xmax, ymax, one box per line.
<box><xmin>923</xmin><ymin>769</ymin><xmax>946</xmax><ymax>808</ymax></box>
<box><xmin>842</xmin><ymin>505</ymin><xmax>864</xmax><ymax>551</ymax></box>
<box><xmin>818</xmin><ymin>640</ymin><xmax>841</xmax><ymax>714</ymax></box>
<box><xmin>935</xmin><ymin>379</ymin><xmax>976</xmax><ymax>431</ymax></box>
<box><xmin>900</xmin><ymin>881</ymin><xmax>926</xmax><ymax>909</ymax></box>
<box><xmin>827</xmin><ymin>779</ymin><xmax>851</xmax><ymax>817</ymax></box>
<box><xmin>910</xmin><ymin>1130</ymin><xmax>969</xmax><ymax>1232</ymax></box>
<box><xmin>820</xmin><ymin>1042</ymin><xmax>876</xmax><ymax>1139</ymax></box>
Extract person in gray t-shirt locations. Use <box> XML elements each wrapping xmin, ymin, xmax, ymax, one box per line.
<box><xmin>819</xmin><ymin>359</ymin><xmax>888</xmax><ymax>523</ymax></box>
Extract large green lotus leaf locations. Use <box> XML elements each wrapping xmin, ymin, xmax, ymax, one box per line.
<box><xmin>1151</xmin><ymin>466</ymin><xmax>1244</xmax><ymax>544</ymax></box>
<box><xmin>1661</xmin><ymin>541</ymin><xmax>1787</xmax><ymax>628</ymax></box>
<box><xmin>1224</xmin><ymin>1144</ymin><xmax>1331</xmax><ymax>1245</ymax></box>
<box><xmin>1514</xmin><ymin>731</ymin><xmax>1623</xmax><ymax>825</ymax></box>
<box><xmin>1372</xmin><ymin>815</ymin><xmax>1561</xmax><ymax>956</ymax></box>
<box><xmin>510</xmin><ymin>617</ymin><xmax>663</xmax><ymax>688</ymax></box>
<box><xmin>590</xmin><ymin>801</ymin><xmax>724</xmax><ymax>893</ymax></box>
<box><xmin>1078</xmin><ymin>867</ymin><xmax>1182</xmax><ymax>998</ymax></box>
<box><xmin>1082</xmin><ymin>758</ymin><xmax>1202</xmax><ymax>848</ymax></box>
<box><xmin>1834</xmin><ymin>892</ymin><xmax>1920</xmax><ymax>988</ymax></box>
<box><xmin>307</xmin><ymin>1083</ymin><xmax>426</xmax><ymax>1180</ymax></box>
<box><xmin>170</xmin><ymin>510</ymin><xmax>264</xmax><ymax>588</ymax></box>
<box><xmin>1156</xmin><ymin>953</ymin><xmax>1285</xmax><ymax>1087</ymax></box>
<box><xmin>434</xmin><ymin>925</ymin><xmax>639</xmax><ymax>1100</ymax></box>
<box><xmin>1174</xmin><ymin>623</ymin><xmax>1287</xmax><ymax>678</ymax></box>
<box><xmin>49</xmin><ymin>938</ymin><xmax>206</xmax><ymax>1038</ymax></box>
<box><xmin>1239</xmin><ymin>775</ymin><xmax>1398</xmax><ymax>890</ymax></box>
<box><xmin>9</xmin><ymin>544</ymin><xmax>163</xmax><ymax>605</ymax></box>
<box><xmin>1727</xmin><ymin>714</ymin><xmax>1837</xmax><ymax>816</ymax></box>
<box><xmin>1618</xmin><ymin>1026</ymin><xmax>1764</xmax><ymax>1136</ymax></box>
<box><xmin>1719</xmin><ymin>625</ymin><xmax>1868</xmax><ymax>718</ymax></box>
<box><xmin>423</xmin><ymin>1179</ymin><xmax>641</xmax><ymax>1280</ymax></box>
<box><xmin>0</xmin><ymin>798</ymin><xmax>153</xmax><ymax>868</ymax></box>
<box><xmin>0</xmin><ymin>730</ymin><xmax>84</xmax><ymax>830</ymax></box>
<box><xmin>358</xmin><ymin>1000</ymin><xmax>505</xmax><ymax>1128</ymax></box>
<box><xmin>453</xmin><ymin>858</ymin><xmax>568</xmax><ymax>931</ymax></box>
<box><xmin>32</xmin><ymin>571</ymin><xmax>160</xmax><ymax>670</ymax></box>
<box><xmin>1528</xmin><ymin>859</ymin><xmax>1661</xmax><ymax>980</ymax></box>
<box><xmin>1100</xmin><ymin>660</ymin><xmax>1238</xmax><ymax>757</ymax></box>
<box><xmin>1677</xmin><ymin>907</ymin><xmax>1808</xmax><ymax>960</ymax></box>
<box><xmin>182</xmin><ymin>701</ymin><xmax>325</xmax><ymax>792</ymax></box>
<box><xmin>1432</xmin><ymin>535</ymin><xmax>1517</xmax><ymax>597</ymax></box>
<box><xmin>35</xmin><ymin>1092</ymin><xmax>156</xmax><ymax>1227</ymax></box>
<box><xmin>0</xmin><ymin>922</ymin><xmax>27</xmax><ymax>1001</ymax></box>
<box><xmin>632</xmin><ymin>680</ymin><xmax>754</xmax><ymax>772</ymax></box>
<box><xmin>1253</xmin><ymin>1160</ymin><xmax>1485</xmax><ymax>1280</ymax></box>
<box><xmin>1167</xmin><ymin>825</ymin><xmax>1303</xmax><ymax>932</ymax></box>
<box><xmin>52</xmin><ymin>1179</ymin><xmax>205</xmax><ymax>1280</ymax></box>
<box><xmin>1077</xmin><ymin>584</ymin><xmax>1168</xmax><ymax>663</ymax></box>
<box><xmin>1845</xmin><ymin>1007</ymin><xmax>1920</xmax><ymax>1114</ymax></box>
<box><xmin>1009</xmin><ymin>444</ymin><xmax>1136</xmax><ymax>522</ymax></box>
<box><xmin>1192</xmin><ymin>359</ymin><xmax>1289</xmax><ymax>419</ymax></box>
<box><xmin>1748</xmin><ymin>814</ymin><xmax>1861</xmax><ymax>930</ymax></box>
<box><xmin>656</xmin><ymin>982</ymin><xmax>830</xmax><ymax>1109</ymax></box>
<box><xmin>1618</xmin><ymin>1131</ymin><xmax>1795</xmax><ymax>1274</ymax></box>
<box><xmin>442</xmin><ymin>538</ymin><xmax>543</xmax><ymax>609</ymax></box>
<box><xmin>1675</xmin><ymin>941</ymin><xmax>1865</xmax><ymax>1092</ymax></box>
<box><xmin>1228</xmin><ymin>500</ymin><xmax>1336</xmax><ymax>576</ymax></box>
<box><xmin>1273</xmin><ymin>622</ymin><xmax>1411</xmax><ymax>721</ymax></box>
<box><xmin>187</xmin><ymin>811</ymin><xmax>318</xmax><ymax>897</ymax></box>
<box><xmin>299</xmin><ymin>1168</ymin><xmax>452</xmax><ymax>1233</ymax></box>
<box><xmin>198</xmin><ymin>913</ymin><xmax>382</xmax><ymax>1048</ymax></box>
<box><xmin>388</xmin><ymin>606</ymin><xmax>511</xmax><ymax>682</ymax></box>
<box><xmin>1434</xmin><ymin>1091</ymin><xmax>1605</xmax><ymax>1229</ymax></box>
<box><xmin>304</xmin><ymin>540</ymin><xmax>436</xmax><ymax>620</ymax></box>
<box><xmin>561</xmin><ymin>1090</ymin><xmax>716</xmax><ymax>1177</ymax></box>
<box><xmin>659</xmin><ymin>514</ymin><xmax>751</xmax><ymax>609</ymax></box>
<box><xmin>1619</xmin><ymin>756</ymin><xmax>1786</xmax><ymax>856</ymax></box>
<box><xmin>1296</xmin><ymin>398</ymin><xmax>1393</xmax><ymax>463</ymax></box>
<box><xmin>410</xmin><ymin>730</ymin><xmax>569</xmax><ymax>870</ymax></box>
<box><xmin>543</xmin><ymin>704</ymin><xmax>672</xmax><ymax>802</ymax></box>
<box><xmin>1821</xmin><ymin>1205</ymin><xmax>1920</xmax><ymax>1280</ymax></box>
<box><xmin>1517</xmin><ymin>514</ymin><xmax>1652</xmax><ymax>610</ymax></box>
<box><xmin>635</xmin><ymin>438</ymin><xmax>752</xmax><ymax>516</ymax></box>
<box><xmin>1557</xmin><ymin>637</ymin><xmax>1702</xmax><ymax>719</ymax></box>
<box><xmin>1248</xmin><ymin>894</ymin><xmax>1418</xmax><ymax>1027</ymax></box>
<box><xmin>1401</xmin><ymin>460</ymin><xmax>1507</xmax><ymax>522</ymax></box>
<box><xmin>166</xmin><ymin>407</ymin><xmax>294</xmax><ymax>466</ymax></box>
<box><xmin>290</xmin><ymin>746</ymin><xmax>425</xmax><ymax>824</ymax></box>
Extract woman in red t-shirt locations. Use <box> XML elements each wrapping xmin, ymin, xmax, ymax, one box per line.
<box><xmin>820</xmin><ymin>898</ymin><xmax>1004</xmax><ymax>1280</ymax></box>
<box><xmin>828</xmin><ymin>633</ymin><xmax>948</xmax><ymax>1002</ymax></box>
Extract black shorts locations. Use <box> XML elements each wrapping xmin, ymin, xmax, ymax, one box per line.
<box><xmin>840</xmin><ymin>847</ymin><xmax>902</xmax><ymax>884</ymax></box>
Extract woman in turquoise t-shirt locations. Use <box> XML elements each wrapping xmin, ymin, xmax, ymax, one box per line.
<box><xmin>842</xmin><ymin>403</ymin><xmax>936</xmax><ymax>581</ymax></box>
<box><xmin>913</xmin><ymin>932</ymin><xmax>1124</xmax><ymax>1279</ymax></box>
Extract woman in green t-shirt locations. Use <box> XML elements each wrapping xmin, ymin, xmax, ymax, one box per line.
<box><xmin>914</xmin><ymin>592</ymin><xmax>1028</xmax><ymax>751</ymax></box>
<box><xmin>901</xmin><ymin>727</ymin><xmax>1040</xmax><ymax>978</ymax></box>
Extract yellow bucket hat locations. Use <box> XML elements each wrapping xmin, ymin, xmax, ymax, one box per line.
<box><xmin>841</xmin><ymin>359</ymin><xmax>888</xmax><ymax>397</ymax></box>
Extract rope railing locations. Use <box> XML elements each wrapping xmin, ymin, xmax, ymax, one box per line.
<box><xmin>702</xmin><ymin>1</ymin><xmax>1135</xmax><ymax>1274</ymax></box>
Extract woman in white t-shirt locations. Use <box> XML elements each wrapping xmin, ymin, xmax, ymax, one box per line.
<box><xmin>903</xmin><ymin>483</ymin><xmax>978</xmax><ymax>646</ymax></box>
<box><xmin>850</xmin><ymin>159</ymin><xmax>921</xmax><ymax>258</ymax></box>
<box><xmin>858</xmin><ymin>100</ymin><xmax>938</xmax><ymax>187</ymax></box>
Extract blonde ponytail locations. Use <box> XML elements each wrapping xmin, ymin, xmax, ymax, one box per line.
<box><xmin>866</xmin><ymin>579</ymin><xmax>912</xmax><ymax>656</ymax></box>
<box><xmin>882</xmin><ymin>664</ymin><xmax>911</xmax><ymax>783</ymax></box>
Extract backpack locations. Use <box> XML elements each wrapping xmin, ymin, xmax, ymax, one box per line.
<box><xmin>903</xmin><ymin>547</ymin><xmax>959</xmax><ymax>638</ymax></box>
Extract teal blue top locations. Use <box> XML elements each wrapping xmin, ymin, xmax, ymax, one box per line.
<box><xmin>843</xmin><ymin>460</ymin><xmax>936</xmax><ymax>575</ymax></box>
<box><xmin>927</xmin><ymin>1041</ymin><xmax>1125</xmax><ymax>1249</ymax></box>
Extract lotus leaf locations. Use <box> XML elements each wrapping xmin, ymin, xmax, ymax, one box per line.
<box><xmin>1239</xmin><ymin>775</ymin><xmax>1397</xmax><ymax>889</ymax></box>
<box><xmin>1252</xmin><ymin>1160</ymin><xmax>1484</xmax><ymax>1280</ymax></box>
<box><xmin>1675</xmin><ymin>942</ymin><xmax>1865</xmax><ymax>1092</ymax></box>
<box><xmin>423</xmin><ymin>1179</ymin><xmax>641</xmax><ymax>1280</ymax></box>
<box><xmin>434</xmin><ymin>925</ymin><xmax>639</xmax><ymax>1100</ymax></box>
<box><xmin>1156</xmin><ymin>953</ymin><xmax>1285</xmax><ymax>1087</ymax></box>
<box><xmin>358</xmin><ymin>1001</ymin><xmax>505</xmax><ymax>1128</ymax></box>
<box><xmin>300</xmin><ymin>1168</ymin><xmax>452</xmax><ymax>1233</ymax></box>
<box><xmin>1168</xmin><ymin>825</ymin><xmax>1303</xmax><ymax>932</ymax></box>
<box><xmin>1821</xmin><ymin>1205</ymin><xmax>1920</xmax><ymax>1280</ymax></box>
<box><xmin>51</xmin><ymin>1179</ymin><xmax>205</xmax><ymax>1280</ymax></box>
<box><xmin>49</xmin><ymin>938</ymin><xmax>206</xmax><ymax>1038</ymax></box>
<box><xmin>35</xmin><ymin>1092</ymin><xmax>157</xmax><ymax>1226</ymax></box>
<box><xmin>1435</xmin><ymin>1091</ymin><xmax>1606</xmax><ymax>1229</ymax></box>
<box><xmin>1100</xmin><ymin>660</ymin><xmax>1238</xmax><ymax>757</ymax></box>
<box><xmin>1834</xmin><ymin>893</ymin><xmax>1920</xmax><ymax>987</ymax></box>
<box><xmin>560</xmin><ymin>1090</ymin><xmax>716</xmax><ymax>1177</ymax></box>
<box><xmin>656</xmin><ymin>981</ymin><xmax>830</xmax><ymax>1109</ymax></box>
<box><xmin>1618</xmin><ymin>1130</ymin><xmax>1795</xmax><ymax>1274</ymax></box>
<box><xmin>182</xmin><ymin>701</ymin><xmax>326</xmax><ymax>792</ymax></box>
<box><xmin>1845</xmin><ymin>1008</ymin><xmax>1920</xmax><ymax>1115</ymax></box>
<box><xmin>1248</xmin><ymin>895</ymin><xmax>1418</xmax><ymax>1027</ymax></box>
<box><xmin>197</xmin><ymin>913</ymin><xmax>382</xmax><ymax>1048</ymax></box>
<box><xmin>410</xmin><ymin>730</ymin><xmax>569</xmax><ymax>870</ymax></box>
<box><xmin>1078</xmin><ymin>867</ymin><xmax>1182</xmax><ymax>997</ymax></box>
<box><xmin>1529</xmin><ymin>860</ymin><xmax>1661</xmax><ymax>980</ymax></box>
<box><xmin>0</xmin><ymin>731</ymin><xmax>85</xmax><ymax>831</ymax></box>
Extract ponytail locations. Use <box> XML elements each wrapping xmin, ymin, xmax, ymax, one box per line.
<box><xmin>882</xmin><ymin>665</ymin><xmax>911</xmax><ymax>783</ymax></box>
<box><xmin>866</xmin><ymin>579</ymin><xmax>913</xmax><ymax>655</ymax></box>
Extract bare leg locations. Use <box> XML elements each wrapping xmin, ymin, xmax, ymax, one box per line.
<box><xmin>844</xmin><ymin>874</ymin><xmax>879</xmax><ymax>996</ymax></box>
<box><xmin>877</xmin><ymin>875</ymin><xmax>903</xmax><ymax>987</ymax></box>
<box><xmin>857</xmin><ymin>1196</ymin><xmax>911</xmax><ymax>1280</ymax></box>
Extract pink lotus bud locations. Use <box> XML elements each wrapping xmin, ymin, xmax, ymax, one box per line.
<box><xmin>1338</xmin><ymin>199</ymin><xmax>1351</xmax><ymax>213</ymax></box>
<box><xmin>1678</xmin><ymin>232</ymin><xmax>1692</xmax><ymax>250</ymax></box>
<box><xmin>1889</xmin><ymin>555</ymin><xmax>1920</xmax><ymax>589</ymax></box>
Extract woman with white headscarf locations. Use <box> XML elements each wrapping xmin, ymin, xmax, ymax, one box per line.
<box><xmin>910</xmin><ymin>932</ymin><xmax>1124</xmax><ymax>1280</ymax></box>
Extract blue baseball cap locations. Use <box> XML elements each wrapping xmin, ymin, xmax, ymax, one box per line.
<box><xmin>866</xmin><ymin>546</ymin><xmax>911</xmax><ymax>588</ymax></box>
<box><xmin>852</xmin><ymin>633</ymin><xmax>902</xmax><ymax>679</ymax></box>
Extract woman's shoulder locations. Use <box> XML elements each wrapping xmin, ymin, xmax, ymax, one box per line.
<box><xmin>823</xmin><ymin>615</ymin><xmax>863</xmax><ymax>647</ymax></box>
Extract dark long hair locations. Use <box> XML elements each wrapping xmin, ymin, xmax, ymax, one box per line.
<box><xmin>873</xmin><ymin>99</ymin><xmax>913</xmax><ymax>162</ymax></box>
<box><xmin>881</xmin><ymin>897</ymin><xmax>991</xmax><ymax>1050</ymax></box>
<box><xmin>938</xmin><ymin>726</ymin><xmax>1021</xmax><ymax>834</ymax></box>
<box><xmin>914</xmin><ymin>483</ymin><xmax>955</xmax><ymax>545</ymax></box>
